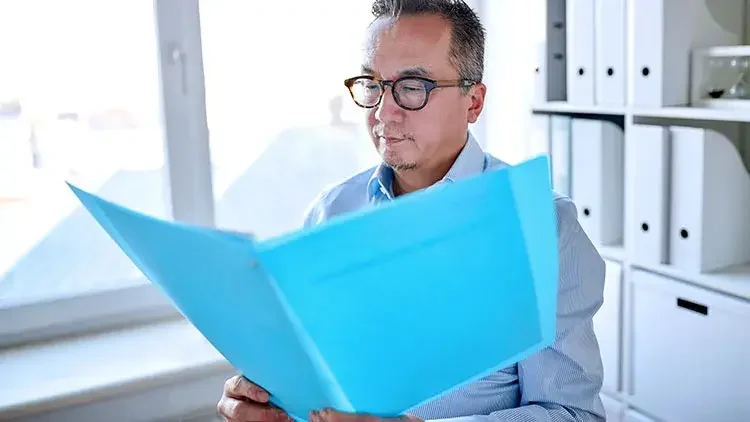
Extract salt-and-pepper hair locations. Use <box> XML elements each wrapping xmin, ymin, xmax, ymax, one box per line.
<box><xmin>369</xmin><ymin>0</ymin><xmax>486</xmax><ymax>87</ymax></box>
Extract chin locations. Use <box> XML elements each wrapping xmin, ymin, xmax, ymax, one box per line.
<box><xmin>377</xmin><ymin>142</ymin><xmax>418</xmax><ymax>170</ymax></box>
<box><xmin>389</xmin><ymin>162</ymin><xmax>418</xmax><ymax>171</ymax></box>
<box><xmin>383</xmin><ymin>155</ymin><xmax>418</xmax><ymax>171</ymax></box>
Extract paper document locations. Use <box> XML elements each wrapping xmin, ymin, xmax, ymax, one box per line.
<box><xmin>67</xmin><ymin>156</ymin><xmax>559</xmax><ymax>421</ymax></box>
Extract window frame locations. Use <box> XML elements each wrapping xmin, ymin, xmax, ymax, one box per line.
<box><xmin>0</xmin><ymin>0</ymin><xmax>215</xmax><ymax>348</ymax></box>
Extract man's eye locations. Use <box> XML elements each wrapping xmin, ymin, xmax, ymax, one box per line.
<box><xmin>400</xmin><ymin>84</ymin><xmax>423</xmax><ymax>92</ymax></box>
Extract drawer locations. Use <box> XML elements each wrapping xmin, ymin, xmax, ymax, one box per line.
<box><xmin>593</xmin><ymin>259</ymin><xmax>622</xmax><ymax>393</ymax></box>
<box><xmin>630</xmin><ymin>270</ymin><xmax>750</xmax><ymax>422</ymax></box>
<box><xmin>600</xmin><ymin>393</ymin><xmax>624</xmax><ymax>422</ymax></box>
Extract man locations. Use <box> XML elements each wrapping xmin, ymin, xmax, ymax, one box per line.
<box><xmin>217</xmin><ymin>0</ymin><xmax>607</xmax><ymax>421</ymax></box>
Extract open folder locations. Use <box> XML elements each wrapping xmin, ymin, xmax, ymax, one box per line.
<box><xmin>67</xmin><ymin>156</ymin><xmax>559</xmax><ymax>421</ymax></box>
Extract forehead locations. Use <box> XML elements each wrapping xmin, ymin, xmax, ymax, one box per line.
<box><xmin>363</xmin><ymin>14</ymin><xmax>454</xmax><ymax>78</ymax></box>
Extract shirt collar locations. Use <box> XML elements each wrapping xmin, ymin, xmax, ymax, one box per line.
<box><xmin>366</xmin><ymin>130</ymin><xmax>487</xmax><ymax>202</ymax></box>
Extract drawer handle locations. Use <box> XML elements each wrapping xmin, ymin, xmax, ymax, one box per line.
<box><xmin>677</xmin><ymin>298</ymin><xmax>708</xmax><ymax>316</ymax></box>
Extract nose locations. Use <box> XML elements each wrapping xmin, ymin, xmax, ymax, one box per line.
<box><xmin>374</xmin><ymin>85</ymin><xmax>404</xmax><ymax>123</ymax></box>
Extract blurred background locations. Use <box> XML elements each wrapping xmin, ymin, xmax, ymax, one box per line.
<box><xmin>0</xmin><ymin>0</ymin><xmax>749</xmax><ymax>421</ymax></box>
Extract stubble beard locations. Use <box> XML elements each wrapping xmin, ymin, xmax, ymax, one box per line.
<box><xmin>386</xmin><ymin>160</ymin><xmax>417</xmax><ymax>171</ymax></box>
<box><xmin>378</xmin><ymin>140</ymin><xmax>418</xmax><ymax>171</ymax></box>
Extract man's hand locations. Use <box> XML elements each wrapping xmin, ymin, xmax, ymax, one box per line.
<box><xmin>217</xmin><ymin>375</ymin><xmax>293</xmax><ymax>422</ymax></box>
<box><xmin>309</xmin><ymin>409</ymin><xmax>423</xmax><ymax>422</ymax></box>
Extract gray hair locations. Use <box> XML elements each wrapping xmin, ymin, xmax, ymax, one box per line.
<box><xmin>370</xmin><ymin>0</ymin><xmax>486</xmax><ymax>85</ymax></box>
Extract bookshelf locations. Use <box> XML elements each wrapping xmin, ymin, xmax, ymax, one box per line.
<box><xmin>531</xmin><ymin>1</ymin><xmax>750</xmax><ymax>421</ymax></box>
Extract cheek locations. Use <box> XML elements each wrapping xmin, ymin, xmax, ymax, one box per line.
<box><xmin>410</xmin><ymin>107</ymin><xmax>444</xmax><ymax>139</ymax></box>
<box><xmin>366</xmin><ymin>110</ymin><xmax>377</xmax><ymax>128</ymax></box>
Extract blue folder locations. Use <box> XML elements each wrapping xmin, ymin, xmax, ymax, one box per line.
<box><xmin>67</xmin><ymin>155</ymin><xmax>559</xmax><ymax>421</ymax></box>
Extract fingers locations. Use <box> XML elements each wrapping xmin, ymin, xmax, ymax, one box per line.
<box><xmin>309</xmin><ymin>409</ymin><xmax>421</xmax><ymax>422</ymax></box>
<box><xmin>216</xmin><ymin>395</ymin><xmax>290</xmax><ymax>422</ymax></box>
<box><xmin>224</xmin><ymin>375</ymin><xmax>270</xmax><ymax>403</ymax></box>
<box><xmin>310</xmin><ymin>409</ymin><xmax>378</xmax><ymax>422</ymax></box>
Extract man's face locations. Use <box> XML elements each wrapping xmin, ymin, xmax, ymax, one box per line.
<box><xmin>360</xmin><ymin>14</ymin><xmax>485</xmax><ymax>171</ymax></box>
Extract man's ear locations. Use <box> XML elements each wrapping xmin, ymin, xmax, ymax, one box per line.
<box><xmin>466</xmin><ymin>82</ymin><xmax>486</xmax><ymax>124</ymax></box>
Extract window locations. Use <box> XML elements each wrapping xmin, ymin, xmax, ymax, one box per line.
<box><xmin>199</xmin><ymin>0</ymin><xmax>379</xmax><ymax>239</ymax></box>
<box><xmin>0</xmin><ymin>0</ymin><xmax>203</xmax><ymax>346</ymax></box>
<box><xmin>0</xmin><ymin>0</ymin><xmax>167</xmax><ymax>302</ymax></box>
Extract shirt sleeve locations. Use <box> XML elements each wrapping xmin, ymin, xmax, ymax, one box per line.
<box><xmin>301</xmin><ymin>188</ymin><xmax>333</xmax><ymax>229</ymax></box>
<box><xmin>427</xmin><ymin>196</ymin><xmax>607</xmax><ymax>422</ymax></box>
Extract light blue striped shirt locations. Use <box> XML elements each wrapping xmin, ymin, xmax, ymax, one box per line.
<box><xmin>303</xmin><ymin>132</ymin><xmax>607</xmax><ymax>422</ymax></box>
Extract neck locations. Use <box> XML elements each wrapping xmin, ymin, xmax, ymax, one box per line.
<box><xmin>392</xmin><ymin>142</ymin><xmax>465</xmax><ymax>197</ymax></box>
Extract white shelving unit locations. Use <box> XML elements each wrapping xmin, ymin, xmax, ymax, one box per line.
<box><xmin>534</xmin><ymin>101</ymin><xmax>750</xmax><ymax>123</ymax></box>
<box><xmin>532</xmin><ymin>1</ymin><xmax>750</xmax><ymax>421</ymax></box>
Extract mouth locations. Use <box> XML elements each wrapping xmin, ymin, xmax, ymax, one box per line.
<box><xmin>380</xmin><ymin>136</ymin><xmax>406</xmax><ymax>146</ymax></box>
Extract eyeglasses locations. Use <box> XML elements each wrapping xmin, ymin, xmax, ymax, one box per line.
<box><xmin>343</xmin><ymin>75</ymin><xmax>476</xmax><ymax>111</ymax></box>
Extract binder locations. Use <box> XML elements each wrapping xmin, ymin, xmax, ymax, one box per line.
<box><xmin>669</xmin><ymin>126</ymin><xmax>750</xmax><ymax>273</ymax></box>
<box><xmin>594</xmin><ymin>0</ymin><xmax>626</xmax><ymax>106</ymax></box>
<box><xmin>534</xmin><ymin>0</ymin><xmax>567</xmax><ymax>103</ymax></box>
<box><xmin>566</xmin><ymin>0</ymin><xmax>595</xmax><ymax>105</ymax></box>
<box><xmin>570</xmin><ymin>118</ymin><xmax>624</xmax><ymax>246</ymax></box>
<box><xmin>593</xmin><ymin>259</ymin><xmax>622</xmax><ymax>394</ymax></box>
<box><xmin>529</xmin><ymin>114</ymin><xmax>551</xmax><ymax>161</ymax></box>
<box><xmin>628</xmin><ymin>124</ymin><xmax>670</xmax><ymax>266</ymax></box>
<box><xmin>66</xmin><ymin>156</ymin><xmax>560</xmax><ymax>421</ymax></box>
<box><xmin>628</xmin><ymin>0</ymin><xmax>745</xmax><ymax>106</ymax></box>
<box><xmin>549</xmin><ymin>115</ymin><xmax>572</xmax><ymax>196</ymax></box>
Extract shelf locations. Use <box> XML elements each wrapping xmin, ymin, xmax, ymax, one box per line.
<box><xmin>596</xmin><ymin>244</ymin><xmax>626</xmax><ymax>263</ymax></box>
<box><xmin>531</xmin><ymin>102</ymin><xmax>626</xmax><ymax>116</ymax></box>
<box><xmin>532</xmin><ymin>102</ymin><xmax>750</xmax><ymax>123</ymax></box>
<box><xmin>696</xmin><ymin>45</ymin><xmax>750</xmax><ymax>57</ymax></box>
<box><xmin>631</xmin><ymin>106</ymin><xmax>750</xmax><ymax>123</ymax></box>
<box><xmin>632</xmin><ymin>262</ymin><xmax>750</xmax><ymax>302</ymax></box>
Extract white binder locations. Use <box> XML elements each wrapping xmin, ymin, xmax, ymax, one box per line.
<box><xmin>533</xmin><ymin>43</ymin><xmax>548</xmax><ymax>105</ymax></box>
<box><xmin>528</xmin><ymin>114</ymin><xmax>551</xmax><ymax>161</ymax></box>
<box><xmin>628</xmin><ymin>124</ymin><xmax>670</xmax><ymax>266</ymax></box>
<box><xmin>566</xmin><ymin>0</ymin><xmax>595</xmax><ymax>105</ymax></box>
<box><xmin>628</xmin><ymin>0</ymin><xmax>745</xmax><ymax>107</ymax></box>
<box><xmin>593</xmin><ymin>259</ymin><xmax>622</xmax><ymax>394</ymax></box>
<box><xmin>669</xmin><ymin>126</ymin><xmax>750</xmax><ymax>273</ymax></box>
<box><xmin>549</xmin><ymin>115</ymin><xmax>572</xmax><ymax>196</ymax></box>
<box><xmin>570</xmin><ymin>118</ymin><xmax>624</xmax><ymax>246</ymax></box>
<box><xmin>594</xmin><ymin>0</ymin><xmax>626</xmax><ymax>106</ymax></box>
<box><xmin>534</xmin><ymin>0</ymin><xmax>567</xmax><ymax>103</ymax></box>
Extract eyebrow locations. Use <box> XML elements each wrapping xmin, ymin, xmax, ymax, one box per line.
<box><xmin>360</xmin><ymin>65</ymin><xmax>432</xmax><ymax>78</ymax></box>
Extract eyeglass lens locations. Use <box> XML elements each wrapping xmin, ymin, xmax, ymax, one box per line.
<box><xmin>349</xmin><ymin>78</ymin><xmax>428</xmax><ymax>109</ymax></box>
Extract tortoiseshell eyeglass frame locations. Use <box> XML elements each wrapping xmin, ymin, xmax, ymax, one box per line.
<box><xmin>343</xmin><ymin>75</ymin><xmax>477</xmax><ymax>111</ymax></box>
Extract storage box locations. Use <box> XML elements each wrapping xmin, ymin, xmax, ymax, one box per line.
<box><xmin>629</xmin><ymin>270</ymin><xmax>750</xmax><ymax>421</ymax></box>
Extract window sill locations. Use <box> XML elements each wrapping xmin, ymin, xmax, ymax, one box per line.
<box><xmin>0</xmin><ymin>318</ymin><xmax>234</xmax><ymax>420</ymax></box>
